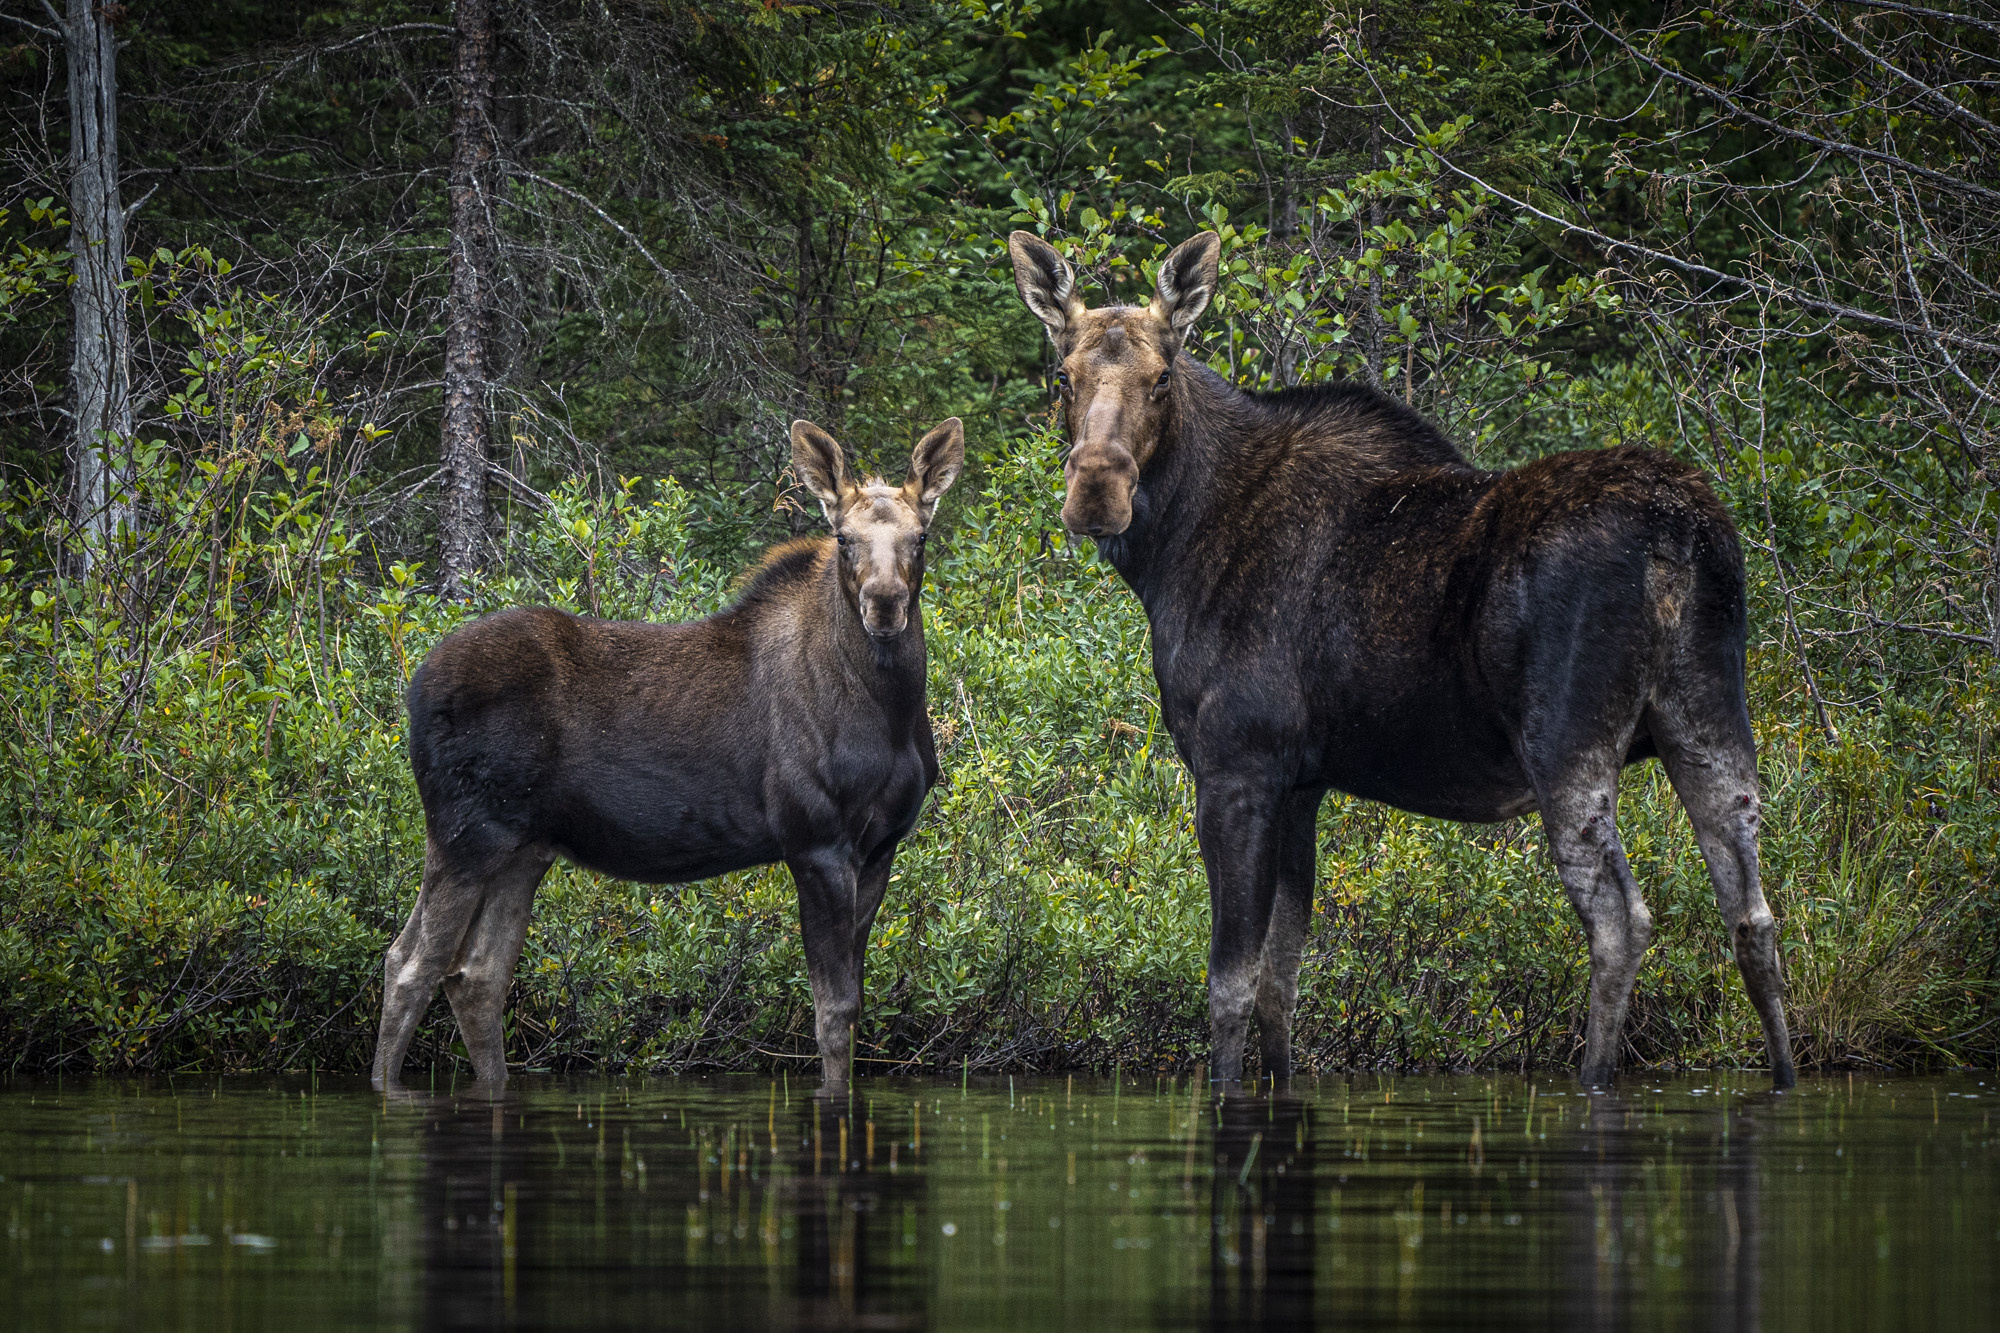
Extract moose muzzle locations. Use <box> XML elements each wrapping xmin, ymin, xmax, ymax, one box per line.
<box><xmin>1062</xmin><ymin>441</ymin><xmax>1140</xmax><ymax>537</ymax></box>
<box><xmin>859</xmin><ymin>577</ymin><xmax>910</xmax><ymax>638</ymax></box>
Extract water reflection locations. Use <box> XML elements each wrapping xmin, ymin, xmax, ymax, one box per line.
<box><xmin>1554</xmin><ymin>1088</ymin><xmax>1768</xmax><ymax>1333</ymax></box>
<box><xmin>400</xmin><ymin>1083</ymin><xmax>933</xmax><ymax>1328</ymax></box>
<box><xmin>782</xmin><ymin>1093</ymin><xmax>927</xmax><ymax>1328</ymax></box>
<box><xmin>1</xmin><ymin>1073</ymin><xmax>1994</xmax><ymax>1331</ymax></box>
<box><xmin>415</xmin><ymin>1096</ymin><xmax>521</xmax><ymax>1328</ymax></box>
<box><xmin>1209</xmin><ymin>1090</ymin><xmax>1315</xmax><ymax>1330</ymax></box>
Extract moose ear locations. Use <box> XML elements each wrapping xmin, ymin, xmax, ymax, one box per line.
<box><xmin>906</xmin><ymin>417</ymin><xmax>965</xmax><ymax>523</ymax></box>
<box><xmin>1152</xmin><ymin>231</ymin><xmax>1221</xmax><ymax>339</ymax></box>
<box><xmin>790</xmin><ymin>419</ymin><xmax>849</xmax><ymax>523</ymax></box>
<box><xmin>1008</xmin><ymin>231</ymin><xmax>1083</xmax><ymax>343</ymax></box>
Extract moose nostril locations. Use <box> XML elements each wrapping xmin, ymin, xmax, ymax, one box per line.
<box><xmin>863</xmin><ymin>590</ymin><xmax>904</xmax><ymax>629</ymax></box>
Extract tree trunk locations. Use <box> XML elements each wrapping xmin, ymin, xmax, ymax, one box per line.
<box><xmin>64</xmin><ymin>0</ymin><xmax>131</xmax><ymax>576</ymax></box>
<box><xmin>1988</xmin><ymin>516</ymin><xmax>2000</xmax><ymax>661</ymax></box>
<box><xmin>1273</xmin><ymin>116</ymin><xmax>1298</xmax><ymax>241</ymax></box>
<box><xmin>439</xmin><ymin>0</ymin><xmax>498</xmax><ymax>598</ymax></box>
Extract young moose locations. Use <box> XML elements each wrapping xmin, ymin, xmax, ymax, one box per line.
<box><xmin>370</xmin><ymin>419</ymin><xmax>964</xmax><ymax>1091</ymax></box>
<box><xmin>1008</xmin><ymin>230</ymin><xmax>1794</xmax><ymax>1089</ymax></box>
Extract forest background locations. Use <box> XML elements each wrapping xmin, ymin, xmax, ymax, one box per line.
<box><xmin>1</xmin><ymin>0</ymin><xmax>1996</xmax><ymax>1078</ymax></box>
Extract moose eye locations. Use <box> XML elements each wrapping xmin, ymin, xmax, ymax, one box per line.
<box><xmin>835</xmin><ymin>532</ymin><xmax>848</xmax><ymax>547</ymax></box>
<box><xmin>1053</xmin><ymin>370</ymin><xmax>1071</xmax><ymax>392</ymax></box>
<box><xmin>1156</xmin><ymin>369</ymin><xmax>1172</xmax><ymax>390</ymax></box>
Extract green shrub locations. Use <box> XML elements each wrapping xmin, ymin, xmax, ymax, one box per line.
<box><xmin>3</xmin><ymin>411</ymin><xmax>1994</xmax><ymax>1078</ymax></box>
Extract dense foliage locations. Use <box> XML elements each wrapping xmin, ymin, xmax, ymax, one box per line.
<box><xmin>1</xmin><ymin>0</ymin><xmax>1995</xmax><ymax>1076</ymax></box>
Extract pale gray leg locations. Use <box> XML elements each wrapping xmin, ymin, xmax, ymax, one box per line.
<box><xmin>373</xmin><ymin>839</ymin><xmax>478</xmax><ymax>1091</ymax></box>
<box><xmin>441</xmin><ymin>851</ymin><xmax>552</xmax><ymax>1087</ymax></box>
<box><xmin>1540</xmin><ymin>774</ymin><xmax>1653</xmax><ymax>1087</ymax></box>
<box><xmin>1653</xmin><ymin>709</ymin><xmax>1795</xmax><ymax>1089</ymax></box>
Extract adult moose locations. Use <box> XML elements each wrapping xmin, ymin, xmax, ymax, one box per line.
<box><xmin>370</xmin><ymin>418</ymin><xmax>964</xmax><ymax>1091</ymax></box>
<box><xmin>1007</xmin><ymin>230</ymin><xmax>1794</xmax><ymax>1089</ymax></box>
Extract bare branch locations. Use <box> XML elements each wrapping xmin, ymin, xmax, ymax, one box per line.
<box><xmin>1558</xmin><ymin>2</ymin><xmax>2000</xmax><ymax>205</ymax></box>
<box><xmin>509</xmin><ymin>168</ymin><xmax>689</xmax><ymax>308</ymax></box>
<box><xmin>2</xmin><ymin>9</ymin><xmax>60</xmax><ymax>39</ymax></box>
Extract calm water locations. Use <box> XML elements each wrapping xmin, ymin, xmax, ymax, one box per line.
<box><xmin>2</xmin><ymin>1071</ymin><xmax>1994</xmax><ymax>1330</ymax></box>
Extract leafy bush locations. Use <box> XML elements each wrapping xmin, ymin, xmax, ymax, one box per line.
<box><xmin>2</xmin><ymin>112</ymin><xmax>1993</xmax><ymax>1078</ymax></box>
<box><xmin>4</xmin><ymin>406</ymin><xmax>1994</xmax><ymax>1078</ymax></box>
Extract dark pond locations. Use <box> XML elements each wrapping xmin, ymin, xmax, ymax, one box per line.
<box><xmin>2</xmin><ymin>1071</ymin><xmax>1994</xmax><ymax>1330</ymax></box>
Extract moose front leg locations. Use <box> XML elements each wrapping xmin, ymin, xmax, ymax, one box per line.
<box><xmin>851</xmin><ymin>842</ymin><xmax>898</xmax><ymax>966</ymax></box>
<box><xmin>849</xmin><ymin>840</ymin><xmax>899</xmax><ymax>1009</ymax></box>
<box><xmin>790</xmin><ymin>848</ymin><xmax>863</xmax><ymax>1088</ymax></box>
<box><xmin>1254</xmin><ymin>787</ymin><xmax>1326</xmax><ymax>1082</ymax></box>
<box><xmin>1197</xmin><ymin>771</ymin><xmax>1287</xmax><ymax>1084</ymax></box>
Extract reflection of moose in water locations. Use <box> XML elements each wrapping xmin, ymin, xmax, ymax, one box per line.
<box><xmin>399</xmin><ymin>1088</ymin><xmax>928</xmax><ymax>1328</ymax></box>
<box><xmin>1208</xmin><ymin>1092</ymin><xmax>1316</xmax><ymax>1331</ymax></box>
<box><xmin>371</xmin><ymin>420</ymin><xmax>964</xmax><ymax>1091</ymax></box>
<box><xmin>1008</xmin><ymin>230</ymin><xmax>1794</xmax><ymax>1089</ymax></box>
<box><xmin>1556</xmin><ymin>1089</ymin><xmax>1765</xmax><ymax>1333</ymax></box>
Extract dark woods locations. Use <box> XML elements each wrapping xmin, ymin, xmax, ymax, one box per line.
<box><xmin>0</xmin><ymin>2</ymin><xmax>1994</xmax><ymax>1079</ymax></box>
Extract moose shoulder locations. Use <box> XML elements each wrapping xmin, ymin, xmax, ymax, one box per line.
<box><xmin>370</xmin><ymin>418</ymin><xmax>965</xmax><ymax>1092</ymax></box>
<box><xmin>1008</xmin><ymin>229</ymin><xmax>1794</xmax><ymax>1089</ymax></box>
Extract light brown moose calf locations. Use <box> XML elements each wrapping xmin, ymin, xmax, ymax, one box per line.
<box><xmin>371</xmin><ymin>418</ymin><xmax>964</xmax><ymax>1090</ymax></box>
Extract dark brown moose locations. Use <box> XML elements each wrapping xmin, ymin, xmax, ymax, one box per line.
<box><xmin>370</xmin><ymin>418</ymin><xmax>964</xmax><ymax>1091</ymax></box>
<box><xmin>1008</xmin><ymin>229</ymin><xmax>1794</xmax><ymax>1089</ymax></box>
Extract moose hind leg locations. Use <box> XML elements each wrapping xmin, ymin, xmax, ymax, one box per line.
<box><xmin>1655</xmin><ymin>722</ymin><xmax>1796</xmax><ymax>1089</ymax></box>
<box><xmin>373</xmin><ymin>838</ymin><xmax>485</xmax><ymax>1091</ymax></box>
<box><xmin>440</xmin><ymin>848</ymin><xmax>553</xmax><ymax>1087</ymax></box>
<box><xmin>1541</xmin><ymin>775</ymin><xmax>1653</xmax><ymax>1087</ymax></box>
<box><xmin>372</xmin><ymin>900</ymin><xmax>433</xmax><ymax>1093</ymax></box>
<box><xmin>1254</xmin><ymin>788</ymin><xmax>1324</xmax><ymax>1082</ymax></box>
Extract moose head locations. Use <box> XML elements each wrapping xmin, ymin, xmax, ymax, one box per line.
<box><xmin>791</xmin><ymin>417</ymin><xmax>965</xmax><ymax>639</ymax></box>
<box><xmin>1007</xmin><ymin>230</ymin><xmax>1220</xmax><ymax>537</ymax></box>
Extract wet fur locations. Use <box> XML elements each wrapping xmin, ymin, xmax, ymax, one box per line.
<box><xmin>1103</xmin><ymin>364</ymin><xmax>1724</xmax><ymax>822</ymax></box>
<box><xmin>1105</xmin><ymin>360</ymin><xmax>1792</xmax><ymax>1088</ymax></box>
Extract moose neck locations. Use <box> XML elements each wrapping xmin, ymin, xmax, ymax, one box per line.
<box><xmin>822</xmin><ymin>553</ymin><xmax>929</xmax><ymax>718</ymax></box>
<box><xmin>1089</xmin><ymin>355</ymin><xmax>1250</xmax><ymax>607</ymax></box>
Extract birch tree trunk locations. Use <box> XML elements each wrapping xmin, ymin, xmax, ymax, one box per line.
<box><xmin>64</xmin><ymin>0</ymin><xmax>131</xmax><ymax>576</ymax></box>
<box><xmin>439</xmin><ymin>0</ymin><xmax>498</xmax><ymax>598</ymax></box>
